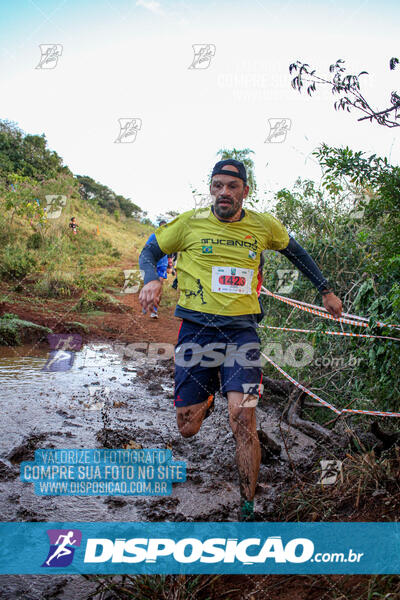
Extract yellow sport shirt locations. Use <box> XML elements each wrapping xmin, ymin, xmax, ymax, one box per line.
<box><xmin>155</xmin><ymin>206</ymin><xmax>289</xmax><ymax>317</ymax></box>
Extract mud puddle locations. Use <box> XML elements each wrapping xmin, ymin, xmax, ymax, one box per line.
<box><xmin>0</xmin><ymin>341</ymin><xmax>321</xmax><ymax>599</ymax></box>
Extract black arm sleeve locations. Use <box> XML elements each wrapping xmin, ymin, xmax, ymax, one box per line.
<box><xmin>138</xmin><ymin>238</ymin><xmax>166</xmax><ymax>285</ymax></box>
<box><xmin>278</xmin><ymin>236</ymin><xmax>330</xmax><ymax>293</ymax></box>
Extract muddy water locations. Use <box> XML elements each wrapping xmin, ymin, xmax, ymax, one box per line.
<box><xmin>0</xmin><ymin>342</ymin><xmax>318</xmax><ymax>599</ymax></box>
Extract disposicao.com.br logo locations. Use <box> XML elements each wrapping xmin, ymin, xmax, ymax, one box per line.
<box><xmin>42</xmin><ymin>529</ymin><xmax>82</xmax><ymax>567</ymax></box>
<box><xmin>82</xmin><ymin>536</ymin><xmax>362</xmax><ymax>565</ymax></box>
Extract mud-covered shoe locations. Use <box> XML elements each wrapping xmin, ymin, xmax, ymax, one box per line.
<box><xmin>204</xmin><ymin>394</ymin><xmax>215</xmax><ymax>419</ymax></box>
<box><xmin>150</xmin><ymin>312</ymin><xmax>159</xmax><ymax>319</ymax></box>
<box><xmin>238</xmin><ymin>499</ymin><xmax>255</xmax><ymax>522</ymax></box>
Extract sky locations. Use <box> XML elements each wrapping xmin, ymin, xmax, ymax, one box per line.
<box><xmin>0</xmin><ymin>0</ymin><xmax>399</xmax><ymax>221</ymax></box>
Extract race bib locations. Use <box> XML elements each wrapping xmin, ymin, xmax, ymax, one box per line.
<box><xmin>211</xmin><ymin>266</ymin><xmax>254</xmax><ymax>294</ymax></box>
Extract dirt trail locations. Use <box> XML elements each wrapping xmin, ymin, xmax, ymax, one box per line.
<box><xmin>0</xmin><ymin>281</ymin><xmax>181</xmax><ymax>344</ymax></box>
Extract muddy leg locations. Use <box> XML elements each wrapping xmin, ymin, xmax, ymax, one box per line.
<box><xmin>176</xmin><ymin>400</ymin><xmax>208</xmax><ymax>438</ymax></box>
<box><xmin>228</xmin><ymin>391</ymin><xmax>260</xmax><ymax>501</ymax></box>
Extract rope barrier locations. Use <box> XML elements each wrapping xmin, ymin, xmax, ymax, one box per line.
<box><xmin>260</xmin><ymin>351</ymin><xmax>400</xmax><ymax>418</ymax></box>
<box><xmin>259</xmin><ymin>287</ymin><xmax>400</xmax><ymax>418</ymax></box>
<box><xmin>258</xmin><ymin>324</ymin><xmax>400</xmax><ymax>342</ymax></box>
<box><xmin>260</xmin><ymin>287</ymin><xmax>400</xmax><ymax>331</ymax></box>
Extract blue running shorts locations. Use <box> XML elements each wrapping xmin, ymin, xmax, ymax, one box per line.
<box><xmin>174</xmin><ymin>319</ymin><xmax>263</xmax><ymax>407</ymax></box>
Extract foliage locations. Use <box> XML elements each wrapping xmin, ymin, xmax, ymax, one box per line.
<box><xmin>289</xmin><ymin>58</ymin><xmax>400</xmax><ymax>127</ymax></box>
<box><xmin>0</xmin><ymin>313</ymin><xmax>51</xmax><ymax>345</ymax></box>
<box><xmin>26</xmin><ymin>232</ymin><xmax>43</xmax><ymax>249</ymax></box>
<box><xmin>0</xmin><ymin>120</ymin><xmax>69</xmax><ymax>179</ymax></box>
<box><xmin>73</xmin><ymin>290</ymin><xmax>122</xmax><ymax>313</ymax></box>
<box><xmin>277</xmin><ymin>447</ymin><xmax>400</xmax><ymax>522</ymax></box>
<box><xmin>0</xmin><ymin>174</ymin><xmax>47</xmax><ymax>225</ymax></box>
<box><xmin>0</xmin><ymin>245</ymin><xmax>37</xmax><ymax>281</ymax></box>
<box><xmin>77</xmin><ymin>174</ymin><xmax>143</xmax><ymax>219</ymax></box>
<box><xmin>34</xmin><ymin>271</ymin><xmax>78</xmax><ymax>298</ymax></box>
<box><xmin>261</xmin><ymin>144</ymin><xmax>400</xmax><ymax>417</ymax></box>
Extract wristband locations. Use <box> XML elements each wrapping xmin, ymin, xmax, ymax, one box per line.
<box><xmin>321</xmin><ymin>288</ymin><xmax>333</xmax><ymax>296</ymax></box>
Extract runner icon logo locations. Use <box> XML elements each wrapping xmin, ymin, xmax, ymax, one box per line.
<box><xmin>35</xmin><ymin>44</ymin><xmax>63</xmax><ymax>69</ymax></box>
<box><xmin>42</xmin><ymin>529</ymin><xmax>82</xmax><ymax>568</ymax></box>
<box><xmin>276</xmin><ymin>269</ymin><xmax>299</xmax><ymax>294</ymax></box>
<box><xmin>188</xmin><ymin>44</ymin><xmax>216</xmax><ymax>70</ymax></box>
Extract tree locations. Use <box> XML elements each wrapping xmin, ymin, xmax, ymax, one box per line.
<box><xmin>155</xmin><ymin>210</ymin><xmax>179</xmax><ymax>223</ymax></box>
<box><xmin>0</xmin><ymin>120</ymin><xmax>69</xmax><ymax>180</ymax></box>
<box><xmin>289</xmin><ymin>58</ymin><xmax>400</xmax><ymax>128</ymax></box>
<box><xmin>215</xmin><ymin>148</ymin><xmax>258</xmax><ymax>205</ymax></box>
<box><xmin>76</xmin><ymin>175</ymin><xmax>143</xmax><ymax>219</ymax></box>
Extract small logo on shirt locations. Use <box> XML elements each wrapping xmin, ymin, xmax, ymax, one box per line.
<box><xmin>248</xmin><ymin>250</ymin><xmax>257</xmax><ymax>259</ymax></box>
<box><xmin>202</xmin><ymin>246</ymin><xmax>213</xmax><ymax>254</ymax></box>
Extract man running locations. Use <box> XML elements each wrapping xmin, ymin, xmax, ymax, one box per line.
<box><xmin>69</xmin><ymin>217</ymin><xmax>78</xmax><ymax>235</ymax></box>
<box><xmin>139</xmin><ymin>159</ymin><xmax>342</xmax><ymax>520</ymax></box>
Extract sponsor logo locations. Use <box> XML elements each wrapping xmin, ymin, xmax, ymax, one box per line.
<box><xmin>202</xmin><ymin>246</ymin><xmax>213</xmax><ymax>254</ymax></box>
<box><xmin>201</xmin><ymin>238</ymin><xmax>258</xmax><ymax>251</ymax></box>
<box><xmin>42</xmin><ymin>529</ymin><xmax>82</xmax><ymax>567</ymax></box>
<box><xmin>84</xmin><ymin>536</ymin><xmax>314</xmax><ymax>564</ymax></box>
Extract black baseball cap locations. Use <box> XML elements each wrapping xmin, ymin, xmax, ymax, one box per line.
<box><xmin>211</xmin><ymin>159</ymin><xmax>247</xmax><ymax>184</ymax></box>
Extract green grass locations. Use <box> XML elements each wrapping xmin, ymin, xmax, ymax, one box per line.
<box><xmin>0</xmin><ymin>186</ymin><xmax>153</xmax><ymax>311</ymax></box>
<box><xmin>0</xmin><ymin>312</ymin><xmax>52</xmax><ymax>345</ymax></box>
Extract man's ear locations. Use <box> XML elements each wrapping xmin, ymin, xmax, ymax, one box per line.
<box><xmin>243</xmin><ymin>184</ymin><xmax>250</xmax><ymax>198</ymax></box>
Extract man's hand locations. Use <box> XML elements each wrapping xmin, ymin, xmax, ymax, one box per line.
<box><xmin>322</xmin><ymin>292</ymin><xmax>343</xmax><ymax>318</ymax></box>
<box><xmin>139</xmin><ymin>280</ymin><xmax>162</xmax><ymax>313</ymax></box>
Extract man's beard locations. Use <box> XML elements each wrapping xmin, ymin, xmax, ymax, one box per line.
<box><xmin>214</xmin><ymin>198</ymin><xmax>241</xmax><ymax>219</ymax></box>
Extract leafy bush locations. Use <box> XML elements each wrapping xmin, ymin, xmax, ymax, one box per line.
<box><xmin>0</xmin><ymin>245</ymin><xmax>37</xmax><ymax>281</ymax></box>
<box><xmin>27</xmin><ymin>232</ymin><xmax>43</xmax><ymax>249</ymax></box>
<box><xmin>261</xmin><ymin>144</ymin><xmax>400</xmax><ymax>420</ymax></box>
<box><xmin>92</xmin><ymin>268</ymin><xmax>124</xmax><ymax>289</ymax></box>
<box><xmin>0</xmin><ymin>312</ymin><xmax>51</xmax><ymax>345</ymax></box>
<box><xmin>74</xmin><ymin>290</ymin><xmax>123</xmax><ymax>313</ymax></box>
<box><xmin>34</xmin><ymin>271</ymin><xmax>77</xmax><ymax>298</ymax></box>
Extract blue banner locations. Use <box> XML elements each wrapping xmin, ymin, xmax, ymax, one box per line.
<box><xmin>20</xmin><ymin>449</ymin><xmax>186</xmax><ymax>496</ymax></box>
<box><xmin>0</xmin><ymin>522</ymin><xmax>399</xmax><ymax>574</ymax></box>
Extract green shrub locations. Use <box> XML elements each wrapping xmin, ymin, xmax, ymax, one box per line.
<box><xmin>34</xmin><ymin>271</ymin><xmax>77</xmax><ymax>298</ymax></box>
<box><xmin>74</xmin><ymin>290</ymin><xmax>121</xmax><ymax>313</ymax></box>
<box><xmin>26</xmin><ymin>232</ymin><xmax>43</xmax><ymax>249</ymax></box>
<box><xmin>0</xmin><ymin>245</ymin><xmax>37</xmax><ymax>281</ymax></box>
<box><xmin>92</xmin><ymin>268</ymin><xmax>124</xmax><ymax>289</ymax></box>
<box><xmin>111</xmin><ymin>247</ymin><xmax>121</xmax><ymax>258</ymax></box>
<box><xmin>0</xmin><ymin>312</ymin><xmax>52</xmax><ymax>345</ymax></box>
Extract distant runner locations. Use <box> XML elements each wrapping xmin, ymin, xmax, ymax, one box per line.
<box><xmin>69</xmin><ymin>217</ymin><xmax>79</xmax><ymax>235</ymax></box>
<box><xmin>139</xmin><ymin>159</ymin><xmax>342</xmax><ymax>520</ymax></box>
<box><xmin>143</xmin><ymin>220</ymin><xmax>168</xmax><ymax>318</ymax></box>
